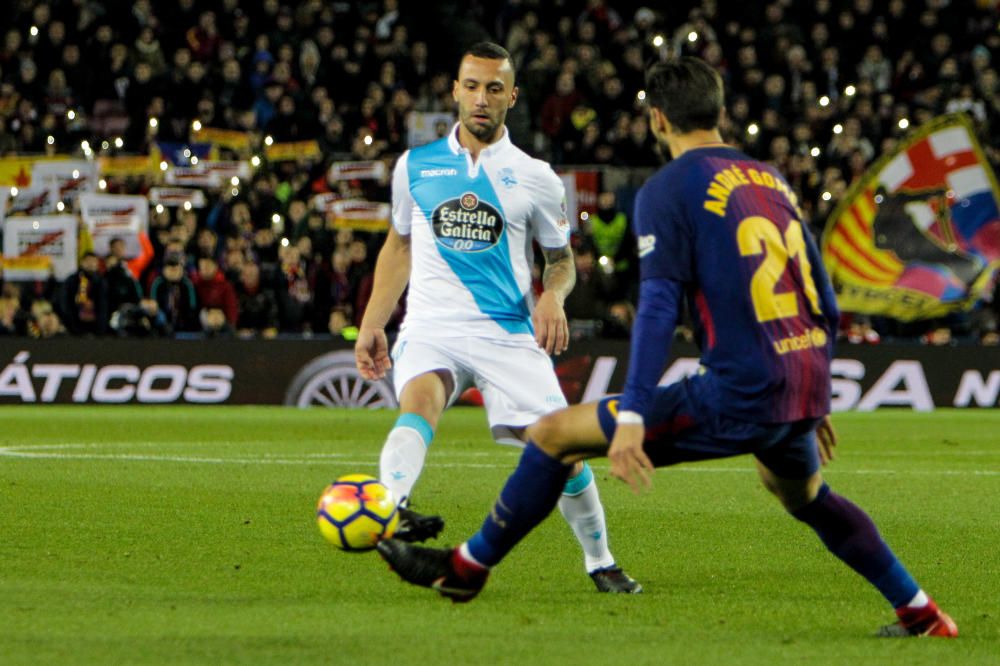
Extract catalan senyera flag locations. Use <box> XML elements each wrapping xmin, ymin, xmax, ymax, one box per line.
<box><xmin>822</xmin><ymin>113</ymin><xmax>1000</xmax><ymax>321</ymax></box>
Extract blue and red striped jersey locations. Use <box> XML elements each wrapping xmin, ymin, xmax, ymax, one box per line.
<box><xmin>634</xmin><ymin>145</ymin><xmax>839</xmax><ymax>423</ymax></box>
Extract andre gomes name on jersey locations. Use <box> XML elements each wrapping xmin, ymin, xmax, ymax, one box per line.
<box><xmin>431</xmin><ymin>192</ymin><xmax>504</xmax><ymax>252</ymax></box>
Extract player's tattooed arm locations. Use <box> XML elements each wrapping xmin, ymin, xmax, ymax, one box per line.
<box><xmin>541</xmin><ymin>245</ymin><xmax>576</xmax><ymax>303</ymax></box>
<box><xmin>534</xmin><ymin>245</ymin><xmax>575</xmax><ymax>355</ymax></box>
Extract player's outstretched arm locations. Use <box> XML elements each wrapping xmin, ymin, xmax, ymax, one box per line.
<box><xmin>533</xmin><ymin>245</ymin><xmax>574</xmax><ymax>355</ymax></box>
<box><xmin>355</xmin><ymin>227</ymin><xmax>411</xmax><ymax>380</ymax></box>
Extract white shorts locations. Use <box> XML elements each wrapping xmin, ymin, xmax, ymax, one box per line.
<box><xmin>390</xmin><ymin>333</ymin><xmax>568</xmax><ymax>444</ymax></box>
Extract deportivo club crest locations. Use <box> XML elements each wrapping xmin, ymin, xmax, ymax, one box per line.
<box><xmin>498</xmin><ymin>167</ymin><xmax>518</xmax><ymax>188</ymax></box>
<box><xmin>431</xmin><ymin>191</ymin><xmax>504</xmax><ymax>252</ymax></box>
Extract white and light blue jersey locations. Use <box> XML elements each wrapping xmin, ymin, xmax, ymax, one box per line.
<box><xmin>393</xmin><ymin>124</ymin><xmax>569</xmax><ymax>340</ymax></box>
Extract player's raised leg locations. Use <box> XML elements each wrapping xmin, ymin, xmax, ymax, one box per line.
<box><xmin>476</xmin><ymin>339</ymin><xmax>639</xmax><ymax>593</ymax></box>
<box><xmin>378</xmin><ymin>401</ymin><xmax>616</xmax><ymax>600</ymax></box>
<box><xmin>378</xmin><ymin>370</ymin><xmax>451</xmax><ymax>542</ymax></box>
<box><xmin>755</xmin><ymin>459</ymin><xmax>958</xmax><ymax>638</ymax></box>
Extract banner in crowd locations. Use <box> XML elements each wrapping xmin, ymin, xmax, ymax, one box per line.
<box><xmin>2</xmin><ymin>183</ymin><xmax>59</xmax><ymax>220</ymax></box>
<box><xmin>192</xmin><ymin>126</ymin><xmax>252</xmax><ymax>152</ymax></box>
<box><xmin>327</xmin><ymin>200</ymin><xmax>390</xmax><ymax>231</ymax></box>
<box><xmin>0</xmin><ymin>156</ymin><xmax>69</xmax><ymax>187</ymax></box>
<box><xmin>265</xmin><ymin>140</ymin><xmax>321</xmax><ymax>162</ymax></box>
<box><xmin>328</xmin><ymin>160</ymin><xmax>387</xmax><ymax>182</ymax></box>
<box><xmin>1</xmin><ymin>215</ymin><xmax>78</xmax><ymax>279</ymax></box>
<box><xmin>156</xmin><ymin>141</ymin><xmax>217</xmax><ymax>166</ymax></box>
<box><xmin>148</xmin><ymin>187</ymin><xmax>208</xmax><ymax>208</ymax></box>
<box><xmin>0</xmin><ymin>338</ymin><xmax>997</xmax><ymax>409</ymax></box>
<box><xmin>97</xmin><ymin>153</ymin><xmax>163</xmax><ymax>177</ymax></box>
<box><xmin>202</xmin><ymin>160</ymin><xmax>251</xmax><ymax>184</ymax></box>
<box><xmin>79</xmin><ymin>193</ymin><xmax>149</xmax><ymax>257</ymax></box>
<box><xmin>406</xmin><ymin>111</ymin><xmax>454</xmax><ymax>148</ymax></box>
<box><xmin>165</xmin><ymin>164</ymin><xmax>223</xmax><ymax>188</ymax></box>
<box><xmin>0</xmin><ymin>255</ymin><xmax>53</xmax><ymax>279</ymax></box>
<box><xmin>822</xmin><ymin>113</ymin><xmax>1000</xmax><ymax>321</ymax></box>
<box><xmin>311</xmin><ymin>192</ymin><xmax>340</xmax><ymax>214</ymax></box>
<box><xmin>31</xmin><ymin>160</ymin><xmax>99</xmax><ymax>203</ymax></box>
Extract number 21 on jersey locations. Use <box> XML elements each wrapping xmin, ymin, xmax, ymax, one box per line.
<box><xmin>737</xmin><ymin>216</ymin><xmax>821</xmax><ymax>323</ymax></box>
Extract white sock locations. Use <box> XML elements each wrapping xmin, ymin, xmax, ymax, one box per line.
<box><xmin>906</xmin><ymin>590</ymin><xmax>929</xmax><ymax>608</ymax></box>
<box><xmin>557</xmin><ymin>464</ymin><xmax>615</xmax><ymax>572</ymax></box>
<box><xmin>378</xmin><ymin>423</ymin><xmax>429</xmax><ymax>505</ymax></box>
<box><xmin>459</xmin><ymin>542</ymin><xmax>489</xmax><ymax>570</ymax></box>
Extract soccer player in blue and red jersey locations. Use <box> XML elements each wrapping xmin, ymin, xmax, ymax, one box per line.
<box><xmin>377</xmin><ymin>57</ymin><xmax>957</xmax><ymax>638</ymax></box>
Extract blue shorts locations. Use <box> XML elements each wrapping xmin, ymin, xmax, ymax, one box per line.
<box><xmin>597</xmin><ymin>378</ymin><xmax>822</xmax><ymax>480</ymax></box>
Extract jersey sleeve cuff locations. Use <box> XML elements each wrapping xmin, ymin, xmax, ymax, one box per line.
<box><xmin>616</xmin><ymin>410</ymin><xmax>644</xmax><ymax>425</ymax></box>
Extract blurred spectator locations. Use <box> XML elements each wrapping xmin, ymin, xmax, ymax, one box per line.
<box><xmin>975</xmin><ymin>279</ymin><xmax>1000</xmax><ymax>345</ymax></box>
<box><xmin>564</xmin><ymin>242</ymin><xmax>614</xmax><ymax>327</ymax></box>
<box><xmin>28</xmin><ymin>299</ymin><xmax>66</xmax><ymax>338</ymax></box>
<box><xmin>199</xmin><ymin>307</ymin><xmax>234</xmax><ymax>337</ymax></box>
<box><xmin>541</xmin><ymin>72</ymin><xmax>584</xmax><ymax>162</ymax></box>
<box><xmin>59</xmin><ymin>252</ymin><xmax>107</xmax><ymax>336</ymax></box>
<box><xmin>613</xmin><ymin>114</ymin><xmax>659</xmax><ymax>167</ymax></box>
<box><xmin>857</xmin><ymin>45</ymin><xmax>893</xmax><ymax>93</ymax></box>
<box><xmin>275</xmin><ymin>244</ymin><xmax>314</xmax><ymax>333</ymax></box>
<box><xmin>134</xmin><ymin>26</ymin><xmax>167</xmax><ymax>76</ymax></box>
<box><xmin>346</xmin><ymin>238</ymin><xmax>375</xmax><ymax>326</ymax></box>
<box><xmin>586</xmin><ymin>191</ymin><xmax>633</xmax><ymax>290</ymax></box>
<box><xmin>236</xmin><ymin>262</ymin><xmax>280</xmax><ymax>338</ymax></box>
<box><xmin>0</xmin><ymin>288</ymin><xmax>26</xmax><ymax>335</ymax></box>
<box><xmin>104</xmin><ymin>251</ymin><xmax>144</xmax><ymax>316</ymax></box>
<box><xmin>110</xmin><ymin>299</ymin><xmax>172</xmax><ymax>337</ymax></box>
<box><xmin>187</xmin><ymin>11</ymin><xmax>221</xmax><ymax>61</ymax></box>
<box><xmin>192</xmin><ymin>255</ymin><xmax>239</xmax><ymax>328</ymax></box>
<box><xmin>313</xmin><ymin>247</ymin><xmax>355</xmax><ymax>324</ymax></box>
<box><xmin>293</xmin><ymin>210</ymin><xmax>334</xmax><ymax>259</ymax></box>
<box><xmin>328</xmin><ymin>306</ymin><xmax>359</xmax><ymax>341</ymax></box>
<box><xmin>253</xmin><ymin>227</ymin><xmax>280</xmax><ymax>265</ymax></box>
<box><xmin>602</xmin><ymin>300</ymin><xmax>635</xmax><ymax>339</ymax></box>
<box><xmin>149</xmin><ymin>253</ymin><xmax>199</xmax><ymax>333</ymax></box>
<box><xmin>255</xmin><ymin>79</ymin><xmax>284</xmax><ymax>129</ymax></box>
<box><xmin>195</xmin><ymin>229</ymin><xmax>220</xmax><ymax>262</ymax></box>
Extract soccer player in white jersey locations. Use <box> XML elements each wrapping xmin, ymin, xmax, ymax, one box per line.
<box><xmin>354</xmin><ymin>42</ymin><xmax>639</xmax><ymax>592</ymax></box>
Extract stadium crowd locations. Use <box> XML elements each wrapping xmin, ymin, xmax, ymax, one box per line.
<box><xmin>1</xmin><ymin>0</ymin><xmax>999</xmax><ymax>343</ymax></box>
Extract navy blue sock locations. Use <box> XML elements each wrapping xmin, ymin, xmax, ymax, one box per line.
<box><xmin>466</xmin><ymin>443</ymin><xmax>572</xmax><ymax>567</ymax></box>
<box><xmin>792</xmin><ymin>483</ymin><xmax>919</xmax><ymax>608</ymax></box>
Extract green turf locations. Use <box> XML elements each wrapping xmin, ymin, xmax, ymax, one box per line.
<box><xmin>1</xmin><ymin>407</ymin><xmax>997</xmax><ymax>665</ymax></box>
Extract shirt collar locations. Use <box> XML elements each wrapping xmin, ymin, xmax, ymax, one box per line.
<box><xmin>447</xmin><ymin>122</ymin><xmax>511</xmax><ymax>158</ymax></box>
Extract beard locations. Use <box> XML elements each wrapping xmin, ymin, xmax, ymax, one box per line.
<box><xmin>461</xmin><ymin>110</ymin><xmax>501</xmax><ymax>142</ymax></box>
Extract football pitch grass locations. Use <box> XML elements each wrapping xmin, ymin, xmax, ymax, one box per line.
<box><xmin>1</xmin><ymin>407</ymin><xmax>997</xmax><ymax>665</ymax></box>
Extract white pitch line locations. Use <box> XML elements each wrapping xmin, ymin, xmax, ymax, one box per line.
<box><xmin>0</xmin><ymin>443</ymin><xmax>510</xmax><ymax>457</ymax></box>
<box><xmin>0</xmin><ymin>450</ymin><xmax>510</xmax><ymax>468</ymax></box>
<box><xmin>0</xmin><ymin>447</ymin><xmax>997</xmax><ymax>476</ymax></box>
<box><xmin>849</xmin><ymin>450</ymin><xmax>1000</xmax><ymax>457</ymax></box>
<box><xmin>7</xmin><ymin>442</ymin><xmax>997</xmax><ymax>457</ymax></box>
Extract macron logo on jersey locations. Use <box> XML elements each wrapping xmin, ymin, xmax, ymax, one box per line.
<box><xmin>420</xmin><ymin>168</ymin><xmax>458</xmax><ymax>177</ymax></box>
<box><xmin>638</xmin><ymin>234</ymin><xmax>656</xmax><ymax>258</ymax></box>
